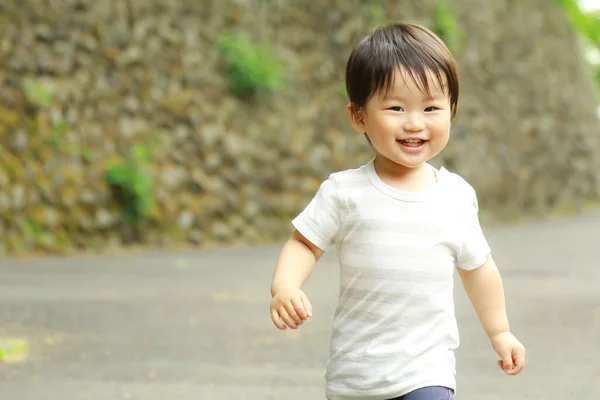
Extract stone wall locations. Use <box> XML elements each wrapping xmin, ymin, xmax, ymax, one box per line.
<box><xmin>0</xmin><ymin>0</ymin><xmax>599</xmax><ymax>255</ymax></box>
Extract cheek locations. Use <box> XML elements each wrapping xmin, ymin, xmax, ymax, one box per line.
<box><xmin>372</xmin><ymin>114</ymin><xmax>399</xmax><ymax>129</ymax></box>
<box><xmin>363</xmin><ymin>116</ymin><xmax>380</xmax><ymax>132</ymax></box>
<box><xmin>428</xmin><ymin>116</ymin><xmax>451</xmax><ymax>131</ymax></box>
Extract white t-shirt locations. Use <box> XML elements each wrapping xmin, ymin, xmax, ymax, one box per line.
<box><xmin>292</xmin><ymin>160</ymin><xmax>490</xmax><ymax>400</ymax></box>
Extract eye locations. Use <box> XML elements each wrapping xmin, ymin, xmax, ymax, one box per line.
<box><xmin>425</xmin><ymin>106</ymin><xmax>438</xmax><ymax>112</ymax></box>
<box><xmin>389</xmin><ymin>106</ymin><xmax>404</xmax><ymax>112</ymax></box>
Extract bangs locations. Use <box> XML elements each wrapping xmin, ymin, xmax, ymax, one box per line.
<box><xmin>374</xmin><ymin>63</ymin><xmax>449</xmax><ymax>101</ymax></box>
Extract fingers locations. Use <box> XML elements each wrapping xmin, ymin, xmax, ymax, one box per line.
<box><xmin>284</xmin><ymin>302</ymin><xmax>304</xmax><ymax>326</ymax></box>
<box><xmin>497</xmin><ymin>351</ymin><xmax>514</xmax><ymax>374</ymax></box>
<box><xmin>283</xmin><ymin>296</ymin><xmax>313</xmax><ymax>328</ymax></box>
<box><xmin>270</xmin><ymin>308</ymin><xmax>287</xmax><ymax>330</ymax></box>
<box><xmin>498</xmin><ymin>349</ymin><xmax>525</xmax><ymax>375</ymax></box>
<box><xmin>278</xmin><ymin>307</ymin><xmax>298</xmax><ymax>329</ymax></box>
<box><xmin>291</xmin><ymin>297</ymin><xmax>308</xmax><ymax>321</ymax></box>
<box><xmin>269</xmin><ymin>290</ymin><xmax>313</xmax><ymax>331</ymax></box>
<box><xmin>502</xmin><ymin>353</ymin><xmax>514</xmax><ymax>371</ymax></box>
<box><xmin>499</xmin><ymin>361</ymin><xmax>521</xmax><ymax>375</ymax></box>
<box><xmin>301</xmin><ymin>294</ymin><xmax>313</xmax><ymax>318</ymax></box>
<box><xmin>508</xmin><ymin>350</ymin><xmax>525</xmax><ymax>375</ymax></box>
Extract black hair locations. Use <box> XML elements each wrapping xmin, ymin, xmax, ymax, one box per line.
<box><xmin>346</xmin><ymin>22</ymin><xmax>460</xmax><ymax>120</ymax></box>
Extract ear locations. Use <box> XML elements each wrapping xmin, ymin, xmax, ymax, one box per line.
<box><xmin>347</xmin><ymin>103</ymin><xmax>367</xmax><ymax>134</ymax></box>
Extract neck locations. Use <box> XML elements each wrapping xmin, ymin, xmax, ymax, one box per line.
<box><xmin>373</xmin><ymin>155</ymin><xmax>434</xmax><ymax>192</ymax></box>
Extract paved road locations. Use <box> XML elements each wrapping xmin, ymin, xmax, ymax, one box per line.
<box><xmin>0</xmin><ymin>211</ymin><xmax>599</xmax><ymax>399</ymax></box>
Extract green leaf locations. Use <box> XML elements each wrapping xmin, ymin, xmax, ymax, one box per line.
<box><xmin>105</xmin><ymin>163</ymin><xmax>129</xmax><ymax>186</ymax></box>
<box><xmin>434</xmin><ymin>0</ymin><xmax>463</xmax><ymax>53</ymax></box>
<box><xmin>218</xmin><ymin>31</ymin><xmax>286</xmax><ymax>97</ymax></box>
<box><xmin>104</xmin><ymin>143</ymin><xmax>155</xmax><ymax>226</ymax></box>
<box><xmin>22</xmin><ymin>79</ymin><xmax>54</xmax><ymax>108</ymax></box>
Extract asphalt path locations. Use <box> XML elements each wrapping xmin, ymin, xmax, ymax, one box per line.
<box><xmin>1</xmin><ymin>211</ymin><xmax>599</xmax><ymax>399</ymax></box>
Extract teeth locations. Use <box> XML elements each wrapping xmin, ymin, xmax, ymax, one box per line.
<box><xmin>400</xmin><ymin>139</ymin><xmax>423</xmax><ymax>143</ymax></box>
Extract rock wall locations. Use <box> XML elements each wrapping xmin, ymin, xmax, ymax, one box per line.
<box><xmin>0</xmin><ymin>0</ymin><xmax>599</xmax><ymax>255</ymax></box>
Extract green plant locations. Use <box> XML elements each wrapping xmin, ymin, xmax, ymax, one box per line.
<box><xmin>433</xmin><ymin>0</ymin><xmax>463</xmax><ymax>53</ymax></box>
<box><xmin>80</xmin><ymin>148</ymin><xmax>96</xmax><ymax>162</ymax></box>
<box><xmin>22</xmin><ymin>219</ymin><xmax>41</xmax><ymax>245</ymax></box>
<box><xmin>23</xmin><ymin>79</ymin><xmax>96</xmax><ymax>162</ymax></box>
<box><xmin>366</xmin><ymin>0</ymin><xmax>386</xmax><ymax>26</ymax></box>
<box><xmin>217</xmin><ymin>32</ymin><xmax>286</xmax><ymax>97</ymax></box>
<box><xmin>22</xmin><ymin>219</ymin><xmax>54</xmax><ymax>250</ymax></box>
<box><xmin>43</xmin><ymin>115</ymin><xmax>96</xmax><ymax>161</ymax></box>
<box><xmin>22</xmin><ymin>79</ymin><xmax>54</xmax><ymax>108</ymax></box>
<box><xmin>46</xmin><ymin>115</ymin><xmax>67</xmax><ymax>148</ymax></box>
<box><xmin>105</xmin><ymin>144</ymin><xmax>154</xmax><ymax>226</ymax></box>
<box><xmin>554</xmin><ymin>0</ymin><xmax>600</xmax><ymax>99</ymax></box>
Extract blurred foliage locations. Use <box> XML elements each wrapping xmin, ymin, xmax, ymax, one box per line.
<box><xmin>46</xmin><ymin>114</ymin><xmax>67</xmax><ymax>148</ymax></box>
<box><xmin>45</xmin><ymin>114</ymin><xmax>96</xmax><ymax>162</ymax></box>
<box><xmin>366</xmin><ymin>0</ymin><xmax>386</xmax><ymax>26</ymax></box>
<box><xmin>22</xmin><ymin>219</ymin><xmax>55</xmax><ymax>251</ymax></box>
<box><xmin>22</xmin><ymin>79</ymin><xmax>54</xmax><ymax>108</ymax></box>
<box><xmin>21</xmin><ymin>79</ymin><xmax>96</xmax><ymax>162</ymax></box>
<box><xmin>338</xmin><ymin>81</ymin><xmax>348</xmax><ymax>100</ymax></box>
<box><xmin>218</xmin><ymin>31</ymin><xmax>286</xmax><ymax>97</ymax></box>
<box><xmin>555</xmin><ymin>0</ymin><xmax>600</xmax><ymax>98</ymax></box>
<box><xmin>105</xmin><ymin>143</ymin><xmax>155</xmax><ymax>226</ymax></box>
<box><xmin>433</xmin><ymin>0</ymin><xmax>463</xmax><ymax>53</ymax></box>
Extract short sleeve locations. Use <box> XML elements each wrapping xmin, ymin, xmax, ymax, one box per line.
<box><xmin>291</xmin><ymin>175</ymin><xmax>340</xmax><ymax>251</ymax></box>
<box><xmin>456</xmin><ymin>188</ymin><xmax>491</xmax><ymax>270</ymax></box>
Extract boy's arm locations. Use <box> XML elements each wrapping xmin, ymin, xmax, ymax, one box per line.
<box><xmin>457</xmin><ymin>254</ymin><xmax>509</xmax><ymax>337</ymax></box>
<box><xmin>457</xmin><ymin>254</ymin><xmax>526</xmax><ymax>375</ymax></box>
<box><xmin>269</xmin><ymin>230</ymin><xmax>323</xmax><ymax>330</ymax></box>
<box><xmin>270</xmin><ymin>230</ymin><xmax>323</xmax><ymax>297</ymax></box>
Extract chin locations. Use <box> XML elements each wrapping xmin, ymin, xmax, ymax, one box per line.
<box><xmin>392</xmin><ymin>157</ymin><xmax>429</xmax><ymax>169</ymax></box>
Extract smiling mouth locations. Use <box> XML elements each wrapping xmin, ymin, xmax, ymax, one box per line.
<box><xmin>397</xmin><ymin>139</ymin><xmax>426</xmax><ymax>147</ymax></box>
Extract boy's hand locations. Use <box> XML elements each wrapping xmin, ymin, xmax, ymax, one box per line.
<box><xmin>490</xmin><ymin>331</ymin><xmax>526</xmax><ymax>375</ymax></box>
<box><xmin>270</xmin><ymin>287</ymin><xmax>312</xmax><ymax>330</ymax></box>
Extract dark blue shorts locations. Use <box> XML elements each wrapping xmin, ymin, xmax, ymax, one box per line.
<box><xmin>388</xmin><ymin>386</ymin><xmax>454</xmax><ymax>400</ymax></box>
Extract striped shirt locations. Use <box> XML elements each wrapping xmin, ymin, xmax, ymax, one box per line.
<box><xmin>292</xmin><ymin>159</ymin><xmax>490</xmax><ymax>400</ymax></box>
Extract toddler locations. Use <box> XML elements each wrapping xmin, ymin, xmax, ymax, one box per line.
<box><xmin>269</xmin><ymin>22</ymin><xmax>525</xmax><ymax>400</ymax></box>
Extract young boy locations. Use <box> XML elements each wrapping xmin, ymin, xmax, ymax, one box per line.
<box><xmin>269</xmin><ymin>22</ymin><xmax>525</xmax><ymax>400</ymax></box>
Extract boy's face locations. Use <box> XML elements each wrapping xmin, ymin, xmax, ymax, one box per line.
<box><xmin>349</xmin><ymin>68</ymin><xmax>451</xmax><ymax>171</ymax></box>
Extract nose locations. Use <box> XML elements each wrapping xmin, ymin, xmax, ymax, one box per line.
<box><xmin>403</xmin><ymin>112</ymin><xmax>425</xmax><ymax>132</ymax></box>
